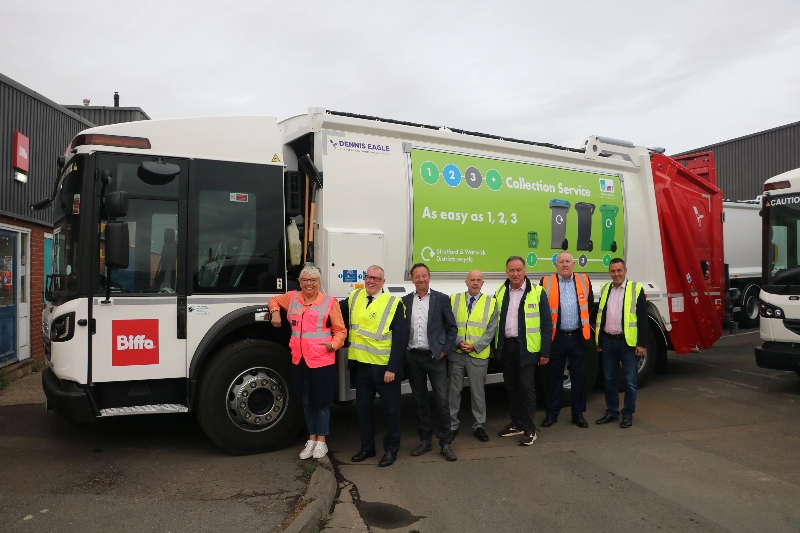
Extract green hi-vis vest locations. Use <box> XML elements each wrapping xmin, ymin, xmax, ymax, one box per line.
<box><xmin>596</xmin><ymin>281</ymin><xmax>643</xmax><ymax>347</ymax></box>
<box><xmin>450</xmin><ymin>292</ymin><xmax>496</xmax><ymax>359</ymax></box>
<box><xmin>347</xmin><ymin>289</ymin><xmax>402</xmax><ymax>366</ymax></box>
<box><xmin>494</xmin><ymin>284</ymin><xmax>543</xmax><ymax>353</ymax></box>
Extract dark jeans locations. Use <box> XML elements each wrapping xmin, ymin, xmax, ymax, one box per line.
<box><xmin>353</xmin><ymin>361</ymin><xmax>402</xmax><ymax>453</ymax></box>
<box><xmin>501</xmin><ymin>338</ymin><xmax>537</xmax><ymax>432</ymax></box>
<box><xmin>601</xmin><ymin>336</ymin><xmax>638</xmax><ymax>418</ymax></box>
<box><xmin>407</xmin><ymin>349</ymin><xmax>452</xmax><ymax>446</ymax></box>
<box><xmin>546</xmin><ymin>331</ymin><xmax>587</xmax><ymax>419</ymax></box>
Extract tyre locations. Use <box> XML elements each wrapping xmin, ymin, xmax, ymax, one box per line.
<box><xmin>195</xmin><ymin>339</ymin><xmax>303</xmax><ymax>455</ymax></box>
<box><xmin>736</xmin><ymin>284</ymin><xmax>760</xmax><ymax>328</ymax></box>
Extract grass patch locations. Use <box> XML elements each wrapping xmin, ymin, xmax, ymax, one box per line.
<box><xmin>32</xmin><ymin>360</ymin><xmax>46</xmax><ymax>373</ymax></box>
<box><xmin>0</xmin><ymin>369</ymin><xmax>9</xmax><ymax>389</ymax></box>
<box><xmin>300</xmin><ymin>460</ymin><xmax>319</xmax><ymax>481</ymax></box>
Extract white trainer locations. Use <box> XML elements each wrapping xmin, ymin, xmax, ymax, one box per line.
<box><xmin>299</xmin><ymin>440</ymin><xmax>316</xmax><ymax>460</ymax></box>
<box><xmin>312</xmin><ymin>441</ymin><xmax>328</xmax><ymax>459</ymax></box>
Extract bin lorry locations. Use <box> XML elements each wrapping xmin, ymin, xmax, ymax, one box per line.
<box><xmin>755</xmin><ymin>168</ymin><xmax>800</xmax><ymax>376</ymax></box>
<box><xmin>38</xmin><ymin>108</ymin><xmax>726</xmax><ymax>454</ymax></box>
<box><xmin>672</xmin><ymin>152</ymin><xmax>762</xmax><ymax>328</ymax></box>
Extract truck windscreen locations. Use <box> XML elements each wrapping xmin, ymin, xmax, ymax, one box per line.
<box><xmin>765</xmin><ymin>193</ymin><xmax>800</xmax><ymax>289</ymax></box>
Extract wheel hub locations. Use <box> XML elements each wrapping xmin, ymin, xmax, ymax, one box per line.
<box><xmin>227</xmin><ymin>368</ymin><xmax>286</xmax><ymax>432</ymax></box>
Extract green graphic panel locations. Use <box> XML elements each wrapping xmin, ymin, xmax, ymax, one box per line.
<box><xmin>411</xmin><ymin>149</ymin><xmax>625</xmax><ymax>273</ymax></box>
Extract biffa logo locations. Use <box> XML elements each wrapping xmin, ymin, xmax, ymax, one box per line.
<box><xmin>112</xmin><ymin>319</ymin><xmax>159</xmax><ymax>366</ymax></box>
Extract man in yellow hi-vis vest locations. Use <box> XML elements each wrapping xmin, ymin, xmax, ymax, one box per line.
<box><xmin>340</xmin><ymin>265</ymin><xmax>407</xmax><ymax>467</ymax></box>
<box><xmin>447</xmin><ymin>270</ymin><xmax>498</xmax><ymax>443</ymax></box>
<box><xmin>594</xmin><ymin>258</ymin><xmax>648</xmax><ymax>429</ymax></box>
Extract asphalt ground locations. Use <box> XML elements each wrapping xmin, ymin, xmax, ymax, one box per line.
<box><xmin>324</xmin><ymin>329</ymin><xmax>800</xmax><ymax>533</ymax></box>
<box><xmin>0</xmin><ymin>372</ymin><xmax>308</xmax><ymax>533</ymax></box>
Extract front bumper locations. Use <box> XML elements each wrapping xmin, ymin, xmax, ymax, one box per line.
<box><xmin>755</xmin><ymin>342</ymin><xmax>800</xmax><ymax>372</ymax></box>
<box><xmin>42</xmin><ymin>367</ymin><xmax>97</xmax><ymax>424</ymax></box>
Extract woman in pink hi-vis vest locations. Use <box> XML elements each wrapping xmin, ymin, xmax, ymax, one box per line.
<box><xmin>268</xmin><ymin>266</ymin><xmax>347</xmax><ymax>459</ymax></box>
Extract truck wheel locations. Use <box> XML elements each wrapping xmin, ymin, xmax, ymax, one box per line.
<box><xmin>587</xmin><ymin>240</ymin><xmax>593</xmax><ymax>252</ymax></box>
<box><xmin>611</xmin><ymin>242</ymin><xmax>617</xmax><ymax>253</ymax></box>
<box><xmin>562</xmin><ymin>238</ymin><xmax>569</xmax><ymax>250</ymax></box>
<box><xmin>196</xmin><ymin>339</ymin><xmax>303</xmax><ymax>455</ymax></box>
<box><xmin>737</xmin><ymin>284</ymin><xmax>760</xmax><ymax>328</ymax></box>
<box><xmin>637</xmin><ymin>324</ymin><xmax>659</xmax><ymax>387</ymax></box>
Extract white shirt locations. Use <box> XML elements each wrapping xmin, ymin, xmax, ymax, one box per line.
<box><xmin>504</xmin><ymin>285</ymin><xmax>525</xmax><ymax>338</ymax></box>
<box><xmin>409</xmin><ymin>290</ymin><xmax>431</xmax><ymax>349</ymax></box>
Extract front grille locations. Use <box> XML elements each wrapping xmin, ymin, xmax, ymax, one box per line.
<box><xmin>783</xmin><ymin>319</ymin><xmax>800</xmax><ymax>336</ymax></box>
<box><xmin>43</xmin><ymin>335</ymin><xmax>51</xmax><ymax>362</ymax></box>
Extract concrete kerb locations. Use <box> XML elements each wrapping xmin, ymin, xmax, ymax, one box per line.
<box><xmin>284</xmin><ymin>455</ymin><xmax>337</xmax><ymax>533</ymax></box>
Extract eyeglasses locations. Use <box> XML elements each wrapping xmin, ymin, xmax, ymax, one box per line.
<box><xmin>364</xmin><ymin>275</ymin><xmax>384</xmax><ymax>282</ymax></box>
<box><xmin>299</xmin><ymin>278</ymin><xmax>319</xmax><ymax>284</ymax></box>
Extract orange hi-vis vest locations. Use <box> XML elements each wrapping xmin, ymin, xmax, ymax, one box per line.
<box><xmin>287</xmin><ymin>290</ymin><xmax>335</xmax><ymax>368</ymax></box>
<box><xmin>541</xmin><ymin>273</ymin><xmax>591</xmax><ymax>341</ymax></box>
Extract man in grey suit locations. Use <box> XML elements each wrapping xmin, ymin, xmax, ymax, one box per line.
<box><xmin>403</xmin><ymin>263</ymin><xmax>459</xmax><ymax>461</ymax></box>
<box><xmin>448</xmin><ymin>270</ymin><xmax>498</xmax><ymax>442</ymax></box>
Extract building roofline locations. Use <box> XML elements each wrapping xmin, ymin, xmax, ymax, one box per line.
<box><xmin>0</xmin><ymin>72</ymin><xmax>95</xmax><ymax>127</ymax></box>
<box><xmin>63</xmin><ymin>105</ymin><xmax>151</xmax><ymax>120</ymax></box>
<box><xmin>673</xmin><ymin>118</ymin><xmax>800</xmax><ymax>156</ymax></box>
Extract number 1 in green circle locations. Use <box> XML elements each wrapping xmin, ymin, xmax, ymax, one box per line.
<box><xmin>420</xmin><ymin>162</ymin><xmax>439</xmax><ymax>185</ymax></box>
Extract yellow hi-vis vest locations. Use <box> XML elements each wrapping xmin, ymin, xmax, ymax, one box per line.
<box><xmin>595</xmin><ymin>280</ymin><xmax>643</xmax><ymax>347</ymax></box>
<box><xmin>347</xmin><ymin>289</ymin><xmax>401</xmax><ymax>365</ymax></box>
<box><xmin>450</xmin><ymin>292</ymin><xmax>496</xmax><ymax>359</ymax></box>
<box><xmin>494</xmin><ymin>284</ymin><xmax>543</xmax><ymax>353</ymax></box>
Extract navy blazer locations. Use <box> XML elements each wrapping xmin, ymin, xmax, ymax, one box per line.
<box><xmin>402</xmin><ymin>288</ymin><xmax>458</xmax><ymax>359</ymax></box>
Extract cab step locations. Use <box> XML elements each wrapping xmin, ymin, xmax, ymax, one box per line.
<box><xmin>99</xmin><ymin>404</ymin><xmax>189</xmax><ymax>417</ymax></box>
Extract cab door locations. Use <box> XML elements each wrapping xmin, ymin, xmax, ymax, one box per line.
<box><xmin>91</xmin><ymin>154</ymin><xmax>189</xmax><ymax>385</ymax></box>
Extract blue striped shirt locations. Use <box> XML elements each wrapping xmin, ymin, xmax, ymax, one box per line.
<box><xmin>558</xmin><ymin>275</ymin><xmax>580</xmax><ymax>330</ymax></box>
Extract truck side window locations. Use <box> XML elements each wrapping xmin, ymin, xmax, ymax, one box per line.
<box><xmin>192</xmin><ymin>160</ymin><xmax>285</xmax><ymax>294</ymax></box>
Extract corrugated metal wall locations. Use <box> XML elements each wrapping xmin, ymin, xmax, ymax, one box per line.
<box><xmin>64</xmin><ymin>106</ymin><xmax>150</xmax><ymax>126</ymax></box>
<box><xmin>0</xmin><ymin>74</ymin><xmax>94</xmax><ymax>226</ymax></box>
<box><xmin>673</xmin><ymin>120</ymin><xmax>800</xmax><ymax>201</ymax></box>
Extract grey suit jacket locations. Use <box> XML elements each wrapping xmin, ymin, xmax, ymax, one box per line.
<box><xmin>402</xmin><ymin>288</ymin><xmax>458</xmax><ymax>359</ymax></box>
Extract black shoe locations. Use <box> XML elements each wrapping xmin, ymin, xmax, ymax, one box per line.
<box><xmin>620</xmin><ymin>417</ymin><xmax>633</xmax><ymax>429</ymax></box>
<box><xmin>351</xmin><ymin>450</ymin><xmax>376</xmax><ymax>462</ymax></box>
<box><xmin>440</xmin><ymin>444</ymin><xmax>457</xmax><ymax>461</ymax></box>
<box><xmin>541</xmin><ymin>417</ymin><xmax>557</xmax><ymax>428</ymax></box>
<box><xmin>411</xmin><ymin>440</ymin><xmax>433</xmax><ymax>456</ymax></box>
<box><xmin>378</xmin><ymin>451</ymin><xmax>396</xmax><ymax>467</ymax></box>
<box><xmin>595</xmin><ymin>412</ymin><xmax>619</xmax><ymax>425</ymax></box>
<box><xmin>474</xmin><ymin>427</ymin><xmax>489</xmax><ymax>442</ymax></box>
<box><xmin>571</xmin><ymin>417</ymin><xmax>589</xmax><ymax>428</ymax></box>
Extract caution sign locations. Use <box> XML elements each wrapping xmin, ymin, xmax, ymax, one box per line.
<box><xmin>271</xmin><ymin>154</ymin><xmax>281</xmax><ymax>163</ymax></box>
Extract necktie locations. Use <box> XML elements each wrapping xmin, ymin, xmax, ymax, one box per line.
<box><xmin>468</xmin><ymin>296</ymin><xmax>475</xmax><ymax>314</ymax></box>
<box><xmin>367</xmin><ymin>295</ymin><xmax>374</xmax><ymax>307</ymax></box>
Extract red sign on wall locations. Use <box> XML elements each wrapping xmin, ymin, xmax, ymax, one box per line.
<box><xmin>112</xmin><ymin>319</ymin><xmax>160</xmax><ymax>366</ymax></box>
<box><xmin>13</xmin><ymin>132</ymin><xmax>29</xmax><ymax>172</ymax></box>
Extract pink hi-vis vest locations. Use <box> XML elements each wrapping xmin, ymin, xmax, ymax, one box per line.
<box><xmin>288</xmin><ymin>291</ymin><xmax>335</xmax><ymax>368</ymax></box>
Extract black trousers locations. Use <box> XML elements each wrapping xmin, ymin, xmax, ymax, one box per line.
<box><xmin>353</xmin><ymin>361</ymin><xmax>402</xmax><ymax>454</ymax></box>
<box><xmin>546</xmin><ymin>331</ymin><xmax>587</xmax><ymax>419</ymax></box>
<box><xmin>407</xmin><ymin>349</ymin><xmax>452</xmax><ymax>446</ymax></box>
<box><xmin>501</xmin><ymin>338</ymin><xmax>537</xmax><ymax>432</ymax></box>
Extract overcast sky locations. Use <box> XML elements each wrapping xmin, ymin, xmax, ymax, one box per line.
<box><xmin>3</xmin><ymin>1</ymin><xmax>800</xmax><ymax>153</ymax></box>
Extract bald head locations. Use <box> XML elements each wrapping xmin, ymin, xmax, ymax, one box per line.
<box><xmin>465</xmin><ymin>269</ymin><xmax>484</xmax><ymax>296</ymax></box>
<box><xmin>555</xmin><ymin>251</ymin><xmax>575</xmax><ymax>280</ymax></box>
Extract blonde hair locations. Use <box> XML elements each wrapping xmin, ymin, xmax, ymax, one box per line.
<box><xmin>298</xmin><ymin>266</ymin><xmax>322</xmax><ymax>280</ymax></box>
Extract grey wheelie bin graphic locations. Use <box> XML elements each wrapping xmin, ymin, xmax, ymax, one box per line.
<box><xmin>600</xmin><ymin>204</ymin><xmax>620</xmax><ymax>252</ymax></box>
<box><xmin>549</xmin><ymin>199</ymin><xmax>571</xmax><ymax>250</ymax></box>
<box><xmin>575</xmin><ymin>202</ymin><xmax>596</xmax><ymax>251</ymax></box>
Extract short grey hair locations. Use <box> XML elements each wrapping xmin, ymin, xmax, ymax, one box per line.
<box><xmin>298</xmin><ymin>266</ymin><xmax>322</xmax><ymax>280</ymax></box>
<box><xmin>366</xmin><ymin>265</ymin><xmax>385</xmax><ymax>276</ymax></box>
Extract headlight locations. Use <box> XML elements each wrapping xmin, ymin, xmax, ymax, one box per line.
<box><xmin>759</xmin><ymin>301</ymin><xmax>785</xmax><ymax>319</ymax></box>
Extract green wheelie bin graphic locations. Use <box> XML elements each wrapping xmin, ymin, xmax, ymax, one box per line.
<box><xmin>600</xmin><ymin>204</ymin><xmax>619</xmax><ymax>252</ymax></box>
<box><xmin>549</xmin><ymin>199</ymin><xmax>570</xmax><ymax>250</ymax></box>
